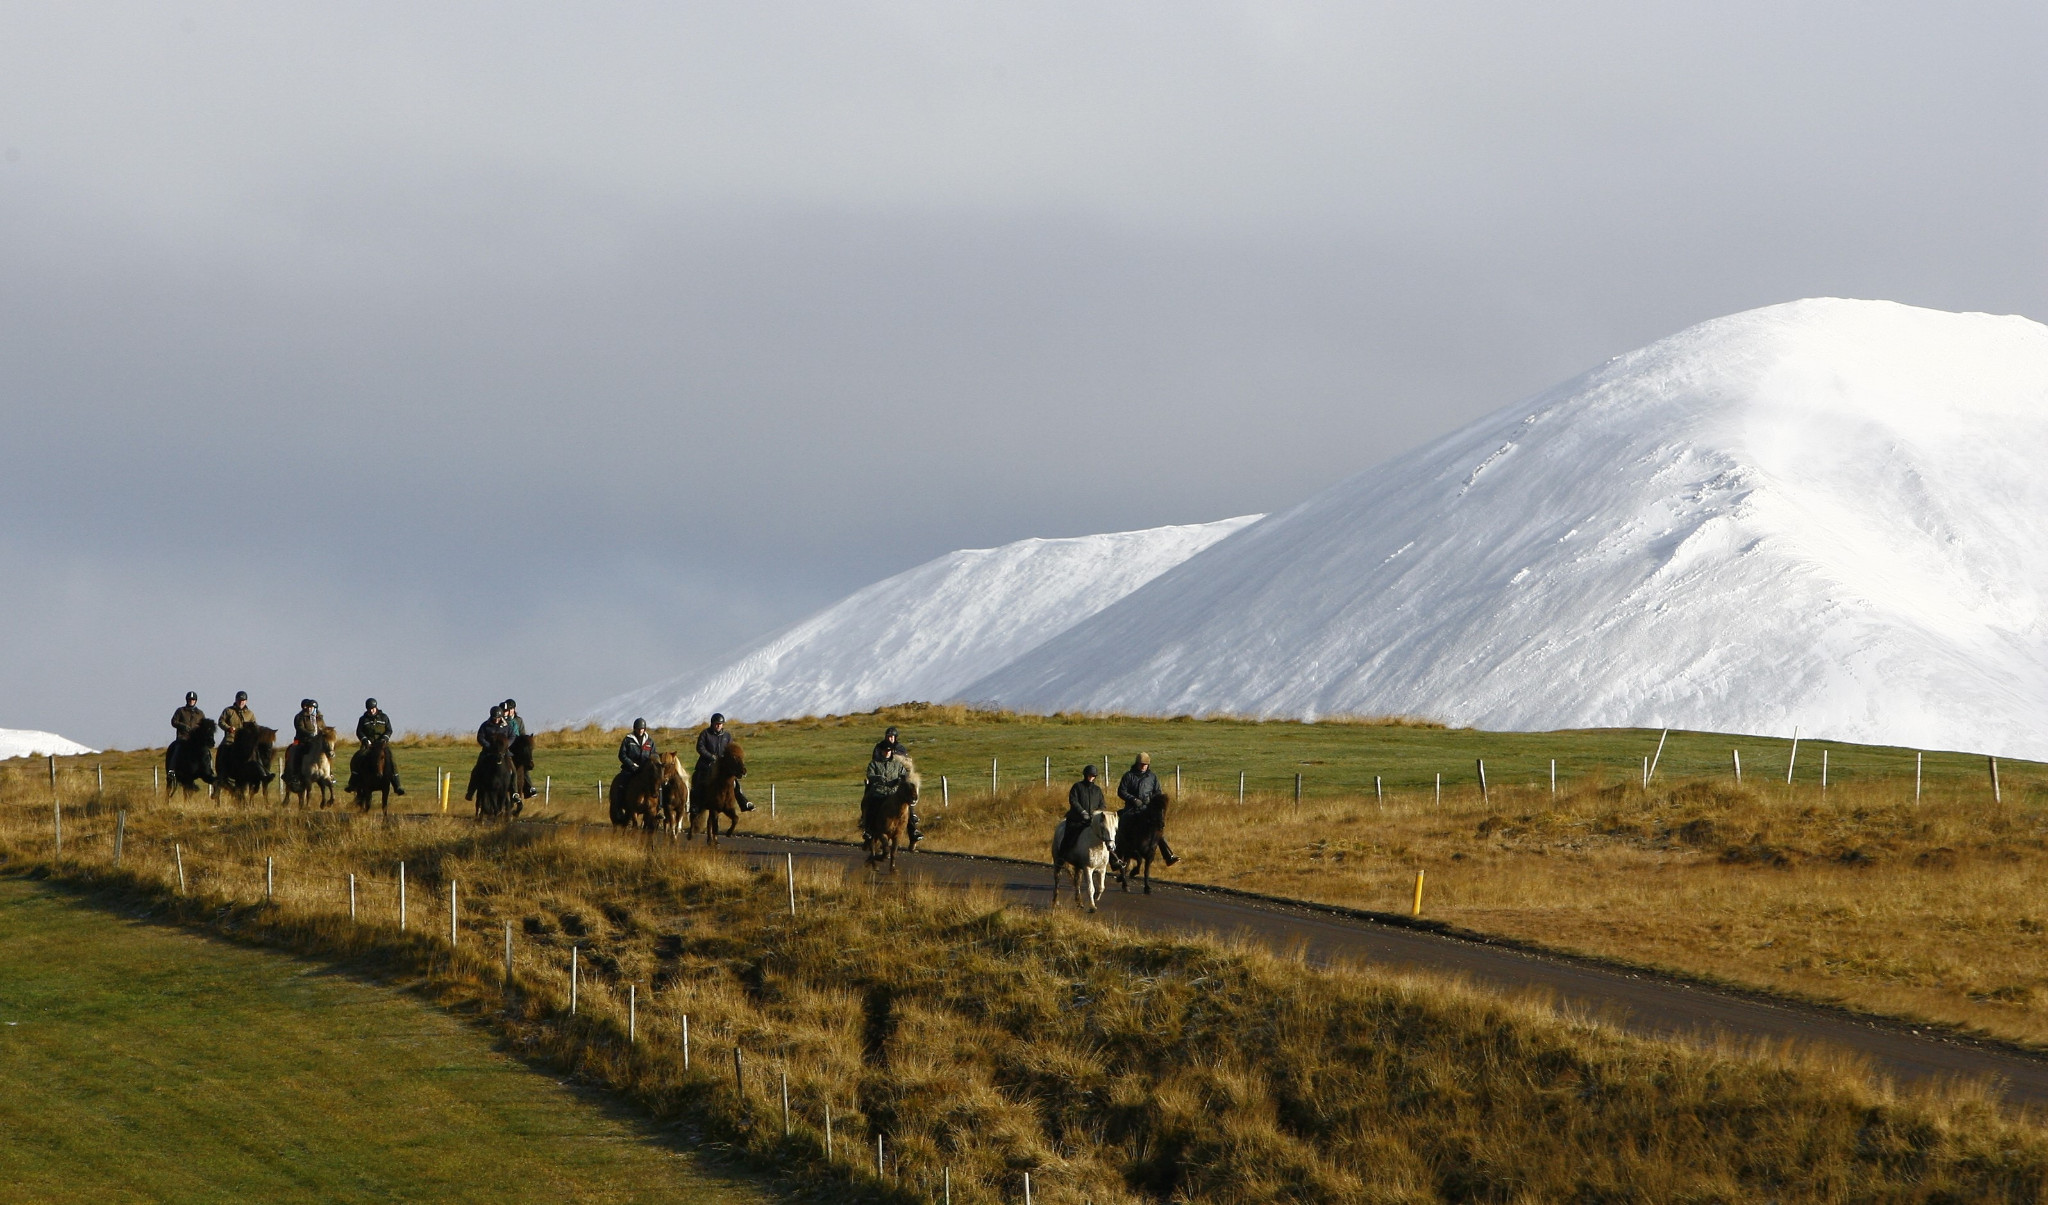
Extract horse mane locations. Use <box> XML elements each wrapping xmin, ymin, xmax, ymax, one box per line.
<box><xmin>896</xmin><ymin>754</ymin><xmax>922</xmax><ymax>792</ymax></box>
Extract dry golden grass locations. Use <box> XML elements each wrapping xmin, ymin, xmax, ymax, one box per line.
<box><xmin>814</xmin><ymin>771</ymin><xmax>2048</xmax><ymax>1051</ymax></box>
<box><xmin>8</xmin><ymin>783</ymin><xmax>2048</xmax><ymax>1202</ymax></box>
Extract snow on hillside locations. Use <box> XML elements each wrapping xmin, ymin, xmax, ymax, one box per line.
<box><xmin>0</xmin><ymin>728</ymin><xmax>97</xmax><ymax>759</ymax></box>
<box><xmin>595</xmin><ymin>516</ymin><xmax>1261</xmax><ymax>726</ymax></box>
<box><xmin>968</xmin><ymin>299</ymin><xmax>2048</xmax><ymax>760</ymax></box>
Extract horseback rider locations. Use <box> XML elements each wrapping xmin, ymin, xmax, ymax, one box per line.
<box><xmin>695</xmin><ymin>714</ymin><xmax>754</xmax><ymax>811</ymax></box>
<box><xmin>863</xmin><ymin>740</ymin><xmax>921</xmax><ymax>848</ymax></box>
<box><xmin>1058</xmin><ymin>764</ymin><xmax>1106</xmax><ymax>861</ymax></box>
<box><xmin>465</xmin><ymin>704</ymin><xmax>510</xmax><ymax>802</ymax></box>
<box><xmin>218</xmin><ymin>691</ymin><xmax>256</xmax><ymax>744</ymax></box>
<box><xmin>288</xmin><ymin>698</ymin><xmax>325</xmax><ymax>779</ymax></box>
<box><xmin>1116</xmin><ymin>752</ymin><xmax>1179</xmax><ymax>866</ymax></box>
<box><xmin>352</xmin><ymin>698</ymin><xmax>405</xmax><ymax>795</ymax></box>
<box><xmin>619</xmin><ymin>718</ymin><xmax>655</xmax><ymax>778</ymax></box>
<box><xmin>867</xmin><ymin>726</ymin><xmax>922</xmax><ymax>846</ymax></box>
<box><xmin>501</xmin><ymin>698</ymin><xmax>536</xmax><ymax>798</ymax></box>
<box><xmin>169</xmin><ymin>691</ymin><xmax>213</xmax><ymax>782</ymax></box>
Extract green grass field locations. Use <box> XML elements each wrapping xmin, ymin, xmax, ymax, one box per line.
<box><xmin>0</xmin><ymin>876</ymin><xmax>770</xmax><ymax>1204</ymax></box>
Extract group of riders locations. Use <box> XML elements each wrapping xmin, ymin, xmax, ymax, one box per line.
<box><xmin>167</xmin><ymin>691</ymin><xmax>406</xmax><ymax>797</ymax></box>
<box><xmin>166</xmin><ymin>694</ymin><xmax>1180</xmax><ymax>867</ymax></box>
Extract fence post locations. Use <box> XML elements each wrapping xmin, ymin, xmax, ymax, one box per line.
<box><xmin>544</xmin><ymin>775</ymin><xmax>551</xmax><ymax>804</ymax></box>
<box><xmin>1551</xmin><ymin>758</ymin><xmax>1557</xmax><ymax>794</ymax></box>
<box><xmin>1238</xmin><ymin>770</ymin><xmax>1245</xmax><ymax>804</ymax></box>
<box><xmin>175</xmin><ymin>843</ymin><xmax>185</xmax><ymax>894</ymax></box>
<box><xmin>1045</xmin><ymin>756</ymin><xmax>1050</xmax><ymax>787</ymax></box>
<box><xmin>1786</xmin><ymin>727</ymin><xmax>1800</xmax><ymax>784</ymax></box>
<box><xmin>398</xmin><ymin>861</ymin><xmax>407</xmax><ymax>930</ymax></box>
<box><xmin>1375</xmin><ymin>775</ymin><xmax>1383</xmax><ymax>804</ymax></box>
<box><xmin>571</xmin><ymin>945</ymin><xmax>579</xmax><ymax>1014</ymax></box>
<box><xmin>1822</xmin><ymin>749</ymin><xmax>1829</xmax><ymax>789</ymax></box>
<box><xmin>1434</xmin><ymin>773</ymin><xmax>1440</xmax><ymax>807</ymax></box>
<box><xmin>49</xmin><ymin>753</ymin><xmax>56</xmax><ymax>793</ymax></box>
<box><xmin>1915</xmin><ymin>751</ymin><xmax>1922</xmax><ymax>801</ymax></box>
<box><xmin>991</xmin><ymin>757</ymin><xmax>998</xmax><ymax>795</ymax></box>
<box><xmin>97</xmin><ymin>763</ymin><xmax>104</xmax><ymax>797</ymax></box>
<box><xmin>449</xmin><ymin>878</ymin><xmax>458</xmax><ymax>946</ymax></box>
<box><xmin>350</xmin><ymin>873</ymin><xmax>358</xmax><ymax>920</ymax></box>
<box><xmin>52</xmin><ymin>800</ymin><xmax>61</xmax><ymax>857</ymax></box>
<box><xmin>114</xmin><ymin>811</ymin><xmax>125</xmax><ymax>867</ymax></box>
<box><xmin>630</xmin><ymin>984</ymin><xmax>637</xmax><ymax>1042</ymax></box>
<box><xmin>1640</xmin><ymin>756</ymin><xmax>1648</xmax><ymax>789</ymax></box>
<box><xmin>1732</xmin><ymin>749</ymin><xmax>1741</xmax><ymax>784</ymax></box>
<box><xmin>786</xmin><ymin>852</ymin><xmax>797</xmax><ymax>918</ymax></box>
<box><xmin>733</xmin><ymin>1047</ymin><xmax>744</xmax><ymax>1099</ymax></box>
<box><xmin>1024</xmin><ymin>1170</ymin><xmax>1033</xmax><ymax>1205</ymax></box>
<box><xmin>682</xmin><ymin>1013</ymin><xmax>689</xmax><ymax>1068</ymax></box>
<box><xmin>1648</xmin><ymin>728</ymin><xmax>1668</xmax><ymax>780</ymax></box>
<box><xmin>1175</xmin><ymin>765</ymin><xmax>1182</xmax><ymax>795</ymax></box>
<box><xmin>941</xmin><ymin>775</ymin><xmax>948</xmax><ymax>807</ymax></box>
<box><xmin>770</xmin><ymin>783</ymin><xmax>776</xmax><ymax>817</ymax></box>
<box><xmin>1412</xmin><ymin>868</ymin><xmax>1426</xmax><ymax>916</ymax></box>
<box><xmin>877</xmin><ymin>1133</ymin><xmax>884</xmax><ymax>1177</ymax></box>
<box><xmin>438</xmin><ymin>766</ymin><xmax>448</xmax><ymax>813</ymax></box>
<box><xmin>825</xmin><ymin>1103</ymin><xmax>833</xmax><ymax>1158</ymax></box>
<box><xmin>1476</xmin><ymin>759</ymin><xmax>1487</xmax><ymax>803</ymax></box>
<box><xmin>1991</xmin><ymin>756</ymin><xmax>2002</xmax><ymax>803</ymax></box>
<box><xmin>154</xmin><ymin>766</ymin><xmax>161</xmax><ymax>794</ymax></box>
<box><xmin>1293</xmin><ymin>773</ymin><xmax>1301</xmax><ymax>806</ymax></box>
<box><xmin>266</xmin><ymin>856</ymin><xmax>274</xmax><ymax>901</ymax></box>
<box><xmin>780</xmin><ymin>1069</ymin><xmax>790</xmax><ymax>1136</ymax></box>
<box><xmin>944</xmin><ymin>1166</ymin><xmax>951</xmax><ymax>1204</ymax></box>
<box><xmin>503</xmin><ymin>920</ymin><xmax>513</xmax><ymax>986</ymax></box>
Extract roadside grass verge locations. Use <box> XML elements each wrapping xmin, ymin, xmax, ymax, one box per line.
<box><xmin>6</xmin><ymin>794</ymin><xmax>2048</xmax><ymax>1203</ymax></box>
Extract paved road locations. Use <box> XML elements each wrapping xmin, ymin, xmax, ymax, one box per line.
<box><xmin>715</xmin><ymin>833</ymin><xmax>2048</xmax><ymax>1105</ymax></box>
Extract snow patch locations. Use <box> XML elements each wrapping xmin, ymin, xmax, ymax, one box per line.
<box><xmin>0</xmin><ymin>728</ymin><xmax>97</xmax><ymax>760</ymax></box>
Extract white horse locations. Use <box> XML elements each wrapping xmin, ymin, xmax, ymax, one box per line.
<box><xmin>1051</xmin><ymin>808</ymin><xmax>1119</xmax><ymax>912</ymax></box>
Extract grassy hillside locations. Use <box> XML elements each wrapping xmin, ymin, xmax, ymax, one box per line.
<box><xmin>4</xmin><ymin>797</ymin><xmax>2044</xmax><ymax>1203</ymax></box>
<box><xmin>0</xmin><ymin>877</ymin><xmax>766</xmax><ymax>1204</ymax></box>
<box><xmin>23</xmin><ymin>707</ymin><xmax>2048</xmax><ymax>1046</ymax></box>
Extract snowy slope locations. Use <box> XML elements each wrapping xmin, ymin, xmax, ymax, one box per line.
<box><xmin>968</xmin><ymin>299</ymin><xmax>2048</xmax><ymax>759</ymax></box>
<box><xmin>595</xmin><ymin>516</ymin><xmax>1261</xmax><ymax>726</ymax></box>
<box><xmin>0</xmin><ymin>728</ymin><xmax>97</xmax><ymax>759</ymax></box>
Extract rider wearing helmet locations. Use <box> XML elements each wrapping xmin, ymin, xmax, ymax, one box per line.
<box><xmin>866</xmin><ymin>726</ymin><xmax>922</xmax><ymax>847</ymax></box>
<box><xmin>288</xmin><ymin>698</ymin><xmax>324</xmax><ymax>782</ymax></box>
<box><xmin>1117</xmin><ymin>752</ymin><xmax>1178</xmax><ymax>866</ymax></box>
<box><xmin>695</xmin><ymin>713</ymin><xmax>754</xmax><ymax>811</ymax></box>
<box><xmin>501</xmin><ymin>698</ymin><xmax>535</xmax><ymax>798</ymax></box>
<box><xmin>1058</xmin><ymin>764</ymin><xmax>1105</xmax><ymax>861</ymax></box>
<box><xmin>352</xmin><ymin>698</ymin><xmax>405</xmax><ymax>795</ymax></box>
<box><xmin>619</xmin><ymin>718</ymin><xmax>655</xmax><ymax>777</ymax></box>
<box><xmin>218</xmin><ymin>691</ymin><xmax>257</xmax><ymax>743</ymax></box>
<box><xmin>169</xmin><ymin>691</ymin><xmax>213</xmax><ymax>782</ymax></box>
<box><xmin>467</xmin><ymin>705</ymin><xmax>509</xmax><ymax>802</ymax></box>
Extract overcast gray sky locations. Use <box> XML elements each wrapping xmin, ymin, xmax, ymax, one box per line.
<box><xmin>3</xmin><ymin>2</ymin><xmax>2044</xmax><ymax>747</ymax></box>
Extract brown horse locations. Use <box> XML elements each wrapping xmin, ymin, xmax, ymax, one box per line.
<box><xmin>612</xmin><ymin>751</ymin><xmax>689</xmax><ymax>832</ymax></box>
<box><xmin>688</xmin><ymin>741</ymin><xmax>747</xmax><ymax>847</ymax></box>
<box><xmin>347</xmin><ymin>737</ymin><xmax>399</xmax><ymax>815</ymax></box>
<box><xmin>282</xmin><ymin>727</ymin><xmax>336</xmax><ymax>809</ymax></box>
<box><xmin>860</xmin><ymin>755</ymin><xmax>921</xmax><ymax>872</ymax></box>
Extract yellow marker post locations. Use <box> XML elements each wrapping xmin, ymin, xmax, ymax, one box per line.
<box><xmin>1412</xmin><ymin>868</ymin><xmax>1426</xmax><ymax>917</ymax></box>
<box><xmin>440</xmin><ymin>770</ymin><xmax>451</xmax><ymax>813</ymax></box>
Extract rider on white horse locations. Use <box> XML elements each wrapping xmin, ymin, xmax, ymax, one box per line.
<box><xmin>1058</xmin><ymin>764</ymin><xmax>1106</xmax><ymax>861</ymax></box>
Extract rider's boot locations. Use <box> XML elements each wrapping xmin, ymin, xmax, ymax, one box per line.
<box><xmin>1159</xmin><ymin>835</ymin><xmax>1180</xmax><ymax>866</ymax></box>
<box><xmin>391</xmin><ymin>773</ymin><xmax>406</xmax><ymax>796</ymax></box>
<box><xmin>907</xmin><ymin>804</ymin><xmax>924</xmax><ymax>849</ymax></box>
<box><xmin>737</xmin><ymin>785</ymin><xmax>755</xmax><ymax>812</ymax></box>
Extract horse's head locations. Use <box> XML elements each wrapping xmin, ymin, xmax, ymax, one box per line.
<box><xmin>1152</xmin><ymin>791</ymin><xmax>1170</xmax><ymax>816</ymax></box>
<box><xmin>253</xmin><ymin>725</ymin><xmax>277</xmax><ymax>755</ymax></box>
<box><xmin>721</xmin><ymin>740</ymin><xmax>747</xmax><ymax>778</ymax></box>
<box><xmin>194</xmin><ymin>717</ymin><xmax>218</xmax><ymax>746</ymax></box>
<box><xmin>318</xmin><ymin>725</ymin><xmax>338</xmax><ymax>753</ymax></box>
<box><xmin>1094</xmin><ymin>809</ymin><xmax>1119</xmax><ymax>841</ymax></box>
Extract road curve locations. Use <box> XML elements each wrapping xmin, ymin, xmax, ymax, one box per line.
<box><xmin>713</xmin><ymin>833</ymin><xmax>2048</xmax><ymax>1106</ymax></box>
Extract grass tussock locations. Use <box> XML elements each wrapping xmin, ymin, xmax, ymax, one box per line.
<box><xmin>6</xmin><ymin>787</ymin><xmax>2048</xmax><ymax>1202</ymax></box>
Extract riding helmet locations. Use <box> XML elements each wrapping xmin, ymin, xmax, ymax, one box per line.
<box><xmin>1082</xmin><ymin>765</ymin><xmax>1098</xmax><ymax>779</ymax></box>
<box><xmin>503</xmin><ymin>698</ymin><xmax>517</xmax><ymax>710</ymax></box>
<box><xmin>710</xmin><ymin>712</ymin><xmax>725</xmax><ymax>724</ymax></box>
<box><xmin>185</xmin><ymin>691</ymin><xmax>197</xmax><ymax>702</ymax></box>
<box><xmin>884</xmin><ymin>726</ymin><xmax>899</xmax><ymax>739</ymax></box>
<box><xmin>633</xmin><ymin>717</ymin><xmax>646</xmax><ymax>730</ymax></box>
<box><xmin>235</xmin><ymin>691</ymin><xmax>248</xmax><ymax>702</ymax></box>
<box><xmin>490</xmin><ymin>704</ymin><xmax>503</xmax><ymax>716</ymax></box>
<box><xmin>364</xmin><ymin>698</ymin><xmax>378</xmax><ymax>709</ymax></box>
<box><xmin>301</xmin><ymin>698</ymin><xmax>316</xmax><ymax>708</ymax></box>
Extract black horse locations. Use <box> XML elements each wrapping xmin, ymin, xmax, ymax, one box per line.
<box><xmin>167</xmin><ymin>718</ymin><xmax>218</xmax><ymax>795</ymax></box>
<box><xmin>1115</xmin><ymin>791</ymin><xmax>1172</xmax><ymax>895</ymax></box>
<box><xmin>469</xmin><ymin>732</ymin><xmax>519</xmax><ymax>820</ymax></box>
<box><xmin>216</xmin><ymin>724</ymin><xmax>277</xmax><ymax>802</ymax></box>
<box><xmin>347</xmin><ymin>737</ymin><xmax>400</xmax><ymax>814</ymax></box>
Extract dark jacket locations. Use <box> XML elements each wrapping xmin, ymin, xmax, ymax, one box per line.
<box><xmin>696</xmin><ymin>726</ymin><xmax>730</xmax><ymax>765</ymax></box>
<box><xmin>870</xmin><ymin>737</ymin><xmax>905</xmax><ymax>762</ymax></box>
<box><xmin>1118</xmin><ymin>768</ymin><xmax>1159</xmax><ymax>810</ymax></box>
<box><xmin>477</xmin><ymin>718</ymin><xmax>508</xmax><ymax>748</ymax></box>
<box><xmin>1066</xmin><ymin>779</ymin><xmax>1105</xmax><ymax>824</ymax></box>
<box><xmin>619</xmin><ymin>731</ymin><xmax>655</xmax><ymax>774</ymax></box>
<box><xmin>172</xmin><ymin>704</ymin><xmax>206</xmax><ymax>738</ymax></box>
<box><xmin>865</xmin><ymin>754</ymin><xmax>908</xmax><ymax>798</ymax></box>
<box><xmin>357</xmin><ymin>711</ymin><xmax>393</xmax><ymax>744</ymax></box>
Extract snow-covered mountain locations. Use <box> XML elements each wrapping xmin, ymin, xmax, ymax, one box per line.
<box><xmin>968</xmin><ymin>299</ymin><xmax>2048</xmax><ymax>760</ymax></box>
<box><xmin>594</xmin><ymin>516</ymin><xmax>1261</xmax><ymax>726</ymax></box>
<box><xmin>0</xmin><ymin>728</ymin><xmax>97</xmax><ymax>759</ymax></box>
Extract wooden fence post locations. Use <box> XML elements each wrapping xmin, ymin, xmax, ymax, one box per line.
<box><xmin>1732</xmin><ymin>749</ymin><xmax>1741</xmax><ymax>783</ymax></box>
<box><xmin>114</xmin><ymin>811</ymin><xmax>125</xmax><ymax>867</ymax></box>
<box><xmin>266</xmin><ymin>856</ymin><xmax>274</xmax><ymax>901</ymax></box>
<box><xmin>1915</xmin><ymin>751</ymin><xmax>1922</xmax><ymax>801</ymax></box>
<box><xmin>682</xmin><ymin>1013</ymin><xmax>690</xmax><ymax>1069</ymax></box>
<box><xmin>571</xmin><ymin>945</ymin><xmax>579</xmax><ymax>1014</ymax></box>
<box><xmin>398</xmin><ymin>861</ymin><xmax>407</xmax><ymax>930</ymax></box>
<box><xmin>1476</xmin><ymin>759</ymin><xmax>1488</xmax><ymax>803</ymax></box>
<box><xmin>174</xmin><ymin>843</ymin><xmax>185</xmax><ymax>894</ymax></box>
<box><xmin>350</xmin><ymin>873</ymin><xmax>357</xmax><ymax>920</ymax></box>
<box><xmin>1786</xmin><ymin>727</ymin><xmax>1800</xmax><ymax>784</ymax></box>
<box><xmin>448</xmin><ymin>878</ymin><xmax>458</xmax><ymax>946</ymax></box>
<box><xmin>1991</xmin><ymin>756</ymin><xmax>2002</xmax><ymax>803</ymax></box>
<box><xmin>786</xmin><ymin>853</ymin><xmax>797</xmax><ymax>918</ymax></box>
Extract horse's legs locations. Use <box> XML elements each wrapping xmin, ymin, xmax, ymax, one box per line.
<box><xmin>1143</xmin><ymin>853</ymin><xmax>1152</xmax><ymax>894</ymax></box>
